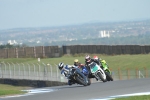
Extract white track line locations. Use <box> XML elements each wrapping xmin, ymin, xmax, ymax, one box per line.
<box><xmin>91</xmin><ymin>92</ymin><xmax>150</xmax><ymax>100</ymax></box>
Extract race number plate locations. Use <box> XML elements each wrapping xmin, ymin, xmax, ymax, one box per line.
<box><xmin>91</xmin><ymin>66</ymin><xmax>98</xmax><ymax>73</ymax></box>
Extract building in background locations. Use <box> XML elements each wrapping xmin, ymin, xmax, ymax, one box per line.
<box><xmin>8</xmin><ymin>40</ymin><xmax>18</xmax><ymax>45</ymax></box>
<box><xmin>99</xmin><ymin>30</ymin><xmax>110</xmax><ymax>38</ymax></box>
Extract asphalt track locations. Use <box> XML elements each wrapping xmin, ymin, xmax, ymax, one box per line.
<box><xmin>1</xmin><ymin>78</ymin><xmax>150</xmax><ymax>100</ymax></box>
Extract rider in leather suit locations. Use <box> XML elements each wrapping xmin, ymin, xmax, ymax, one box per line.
<box><xmin>85</xmin><ymin>55</ymin><xmax>103</xmax><ymax>80</ymax></box>
<box><xmin>58</xmin><ymin>62</ymin><xmax>75</xmax><ymax>85</ymax></box>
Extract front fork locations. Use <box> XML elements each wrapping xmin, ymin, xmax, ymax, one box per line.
<box><xmin>93</xmin><ymin>71</ymin><xmax>100</xmax><ymax>80</ymax></box>
<box><xmin>75</xmin><ymin>69</ymin><xmax>88</xmax><ymax>83</ymax></box>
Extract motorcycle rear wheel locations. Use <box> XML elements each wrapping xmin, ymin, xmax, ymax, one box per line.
<box><xmin>105</xmin><ymin>72</ymin><xmax>113</xmax><ymax>81</ymax></box>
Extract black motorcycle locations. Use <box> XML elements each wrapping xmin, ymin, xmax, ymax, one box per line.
<box><xmin>68</xmin><ymin>67</ymin><xmax>88</xmax><ymax>86</ymax></box>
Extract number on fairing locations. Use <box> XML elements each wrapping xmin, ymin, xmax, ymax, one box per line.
<box><xmin>91</xmin><ymin>66</ymin><xmax>98</xmax><ymax>73</ymax></box>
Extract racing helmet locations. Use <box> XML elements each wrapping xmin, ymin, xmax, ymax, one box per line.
<box><xmin>93</xmin><ymin>55</ymin><xmax>98</xmax><ymax>60</ymax></box>
<box><xmin>85</xmin><ymin>55</ymin><xmax>91</xmax><ymax>62</ymax></box>
<box><xmin>58</xmin><ymin>62</ymin><xmax>64</xmax><ymax>70</ymax></box>
<box><xmin>74</xmin><ymin>59</ymin><xmax>79</xmax><ymax>63</ymax></box>
<box><xmin>74</xmin><ymin>59</ymin><xmax>79</xmax><ymax>66</ymax></box>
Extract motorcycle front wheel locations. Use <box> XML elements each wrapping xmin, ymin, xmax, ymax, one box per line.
<box><xmin>97</xmin><ymin>72</ymin><xmax>107</xmax><ymax>82</ymax></box>
<box><xmin>75</xmin><ymin>74</ymin><xmax>87</xmax><ymax>86</ymax></box>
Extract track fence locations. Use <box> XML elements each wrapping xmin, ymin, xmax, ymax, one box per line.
<box><xmin>0</xmin><ymin>62</ymin><xmax>149</xmax><ymax>83</ymax></box>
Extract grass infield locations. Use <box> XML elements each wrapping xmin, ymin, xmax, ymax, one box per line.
<box><xmin>0</xmin><ymin>54</ymin><xmax>150</xmax><ymax>97</ymax></box>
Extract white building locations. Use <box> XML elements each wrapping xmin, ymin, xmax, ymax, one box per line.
<box><xmin>8</xmin><ymin>40</ymin><xmax>18</xmax><ymax>45</ymax></box>
<box><xmin>99</xmin><ymin>30</ymin><xmax>110</xmax><ymax>38</ymax></box>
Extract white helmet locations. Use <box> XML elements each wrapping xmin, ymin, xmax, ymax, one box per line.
<box><xmin>85</xmin><ymin>55</ymin><xmax>91</xmax><ymax>62</ymax></box>
<box><xmin>58</xmin><ymin>62</ymin><xmax>64</xmax><ymax>70</ymax></box>
<box><xmin>85</xmin><ymin>55</ymin><xmax>90</xmax><ymax>59</ymax></box>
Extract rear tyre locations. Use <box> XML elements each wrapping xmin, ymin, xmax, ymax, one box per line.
<box><xmin>105</xmin><ymin>72</ymin><xmax>113</xmax><ymax>81</ymax></box>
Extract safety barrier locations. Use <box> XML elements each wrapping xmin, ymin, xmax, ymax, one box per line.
<box><xmin>0</xmin><ymin>62</ymin><xmax>149</xmax><ymax>82</ymax></box>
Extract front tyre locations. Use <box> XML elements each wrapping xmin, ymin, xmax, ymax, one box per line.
<box><xmin>87</xmin><ymin>78</ymin><xmax>91</xmax><ymax>85</ymax></box>
<box><xmin>75</xmin><ymin>75</ymin><xmax>87</xmax><ymax>86</ymax></box>
<box><xmin>97</xmin><ymin>72</ymin><xmax>107</xmax><ymax>82</ymax></box>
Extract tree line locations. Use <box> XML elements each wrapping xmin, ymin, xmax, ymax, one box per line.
<box><xmin>0</xmin><ymin>43</ymin><xmax>28</xmax><ymax>49</ymax></box>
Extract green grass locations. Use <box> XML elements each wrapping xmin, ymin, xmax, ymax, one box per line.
<box><xmin>0</xmin><ymin>54</ymin><xmax>150</xmax><ymax>97</ymax></box>
<box><xmin>1</xmin><ymin>54</ymin><xmax>150</xmax><ymax>70</ymax></box>
<box><xmin>114</xmin><ymin>95</ymin><xmax>150</xmax><ymax>100</ymax></box>
<box><xmin>0</xmin><ymin>84</ymin><xmax>29</xmax><ymax>96</ymax></box>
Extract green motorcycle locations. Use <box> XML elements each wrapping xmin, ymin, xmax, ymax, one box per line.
<box><xmin>101</xmin><ymin>60</ymin><xmax>113</xmax><ymax>81</ymax></box>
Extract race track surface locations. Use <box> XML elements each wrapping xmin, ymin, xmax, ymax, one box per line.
<box><xmin>1</xmin><ymin>78</ymin><xmax>150</xmax><ymax>100</ymax></box>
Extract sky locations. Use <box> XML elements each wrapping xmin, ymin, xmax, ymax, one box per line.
<box><xmin>0</xmin><ymin>0</ymin><xmax>150</xmax><ymax>30</ymax></box>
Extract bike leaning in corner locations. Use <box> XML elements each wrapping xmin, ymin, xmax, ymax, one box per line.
<box><xmin>88</xmin><ymin>62</ymin><xmax>107</xmax><ymax>82</ymax></box>
<box><xmin>68</xmin><ymin>67</ymin><xmax>88</xmax><ymax>86</ymax></box>
<box><xmin>101</xmin><ymin>60</ymin><xmax>113</xmax><ymax>81</ymax></box>
<box><xmin>80</xmin><ymin>66</ymin><xmax>91</xmax><ymax>85</ymax></box>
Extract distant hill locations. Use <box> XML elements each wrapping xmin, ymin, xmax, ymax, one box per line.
<box><xmin>0</xmin><ymin>19</ymin><xmax>150</xmax><ymax>46</ymax></box>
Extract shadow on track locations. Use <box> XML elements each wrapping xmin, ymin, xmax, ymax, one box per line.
<box><xmin>57</xmin><ymin>85</ymin><xmax>87</xmax><ymax>89</ymax></box>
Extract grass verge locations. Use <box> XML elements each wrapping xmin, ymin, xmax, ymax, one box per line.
<box><xmin>1</xmin><ymin>54</ymin><xmax>150</xmax><ymax>70</ymax></box>
<box><xmin>0</xmin><ymin>84</ymin><xmax>30</xmax><ymax>97</ymax></box>
<box><xmin>114</xmin><ymin>95</ymin><xmax>150</xmax><ymax>100</ymax></box>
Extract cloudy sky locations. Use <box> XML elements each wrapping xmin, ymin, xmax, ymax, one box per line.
<box><xmin>0</xmin><ymin>0</ymin><xmax>150</xmax><ymax>30</ymax></box>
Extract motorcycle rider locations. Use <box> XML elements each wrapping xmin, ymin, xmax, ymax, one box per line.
<box><xmin>74</xmin><ymin>59</ymin><xmax>90</xmax><ymax>84</ymax></box>
<box><xmin>85</xmin><ymin>55</ymin><xmax>98</xmax><ymax>79</ymax></box>
<box><xmin>58</xmin><ymin>62</ymin><xmax>75</xmax><ymax>85</ymax></box>
<box><xmin>93</xmin><ymin>55</ymin><xmax>112</xmax><ymax>81</ymax></box>
<box><xmin>93</xmin><ymin>55</ymin><xmax>103</xmax><ymax>68</ymax></box>
<box><xmin>74</xmin><ymin>59</ymin><xmax>89</xmax><ymax>76</ymax></box>
<box><xmin>85</xmin><ymin>55</ymin><xmax>111</xmax><ymax>81</ymax></box>
<box><xmin>85</xmin><ymin>55</ymin><xmax>104</xmax><ymax>68</ymax></box>
<box><xmin>93</xmin><ymin>55</ymin><xmax>109</xmax><ymax>70</ymax></box>
<box><xmin>85</xmin><ymin>55</ymin><xmax>108</xmax><ymax>79</ymax></box>
<box><xmin>85</xmin><ymin>55</ymin><xmax>101</xmax><ymax>66</ymax></box>
<box><xmin>74</xmin><ymin>59</ymin><xmax>84</xmax><ymax>68</ymax></box>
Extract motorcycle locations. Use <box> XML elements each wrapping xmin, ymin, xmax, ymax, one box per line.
<box><xmin>101</xmin><ymin>60</ymin><xmax>113</xmax><ymax>81</ymax></box>
<box><xmin>88</xmin><ymin>62</ymin><xmax>107</xmax><ymax>82</ymax></box>
<box><xmin>68</xmin><ymin>67</ymin><xmax>88</xmax><ymax>86</ymax></box>
<box><xmin>81</xmin><ymin>66</ymin><xmax>91</xmax><ymax>85</ymax></box>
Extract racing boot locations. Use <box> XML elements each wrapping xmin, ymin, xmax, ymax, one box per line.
<box><xmin>68</xmin><ymin>80</ymin><xmax>73</xmax><ymax>85</ymax></box>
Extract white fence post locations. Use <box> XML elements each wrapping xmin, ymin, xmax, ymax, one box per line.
<box><xmin>21</xmin><ymin>63</ymin><xmax>25</xmax><ymax>79</ymax></box>
<box><xmin>37</xmin><ymin>63</ymin><xmax>40</xmax><ymax>80</ymax></box>
<box><xmin>27</xmin><ymin>63</ymin><xmax>30</xmax><ymax>80</ymax></box>
<box><xmin>32</xmin><ymin>63</ymin><xmax>36</xmax><ymax>79</ymax></box>
<box><xmin>55</xmin><ymin>64</ymin><xmax>59</xmax><ymax>79</ymax></box>
<box><xmin>0</xmin><ymin>62</ymin><xmax>5</xmax><ymax>78</ymax></box>
<box><xmin>50</xmin><ymin>64</ymin><xmax>53</xmax><ymax>77</ymax></box>
<box><xmin>7</xmin><ymin>62</ymin><xmax>11</xmax><ymax>78</ymax></box>
<box><xmin>138</xmin><ymin>70</ymin><xmax>144</xmax><ymax>78</ymax></box>
<box><xmin>43</xmin><ymin>63</ymin><xmax>47</xmax><ymax>80</ymax></box>
<box><xmin>17</xmin><ymin>63</ymin><xmax>20</xmax><ymax>79</ymax></box>
<box><xmin>11</xmin><ymin>62</ymin><xmax>15</xmax><ymax>78</ymax></box>
<box><xmin>2</xmin><ymin>62</ymin><xmax>6</xmax><ymax>76</ymax></box>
